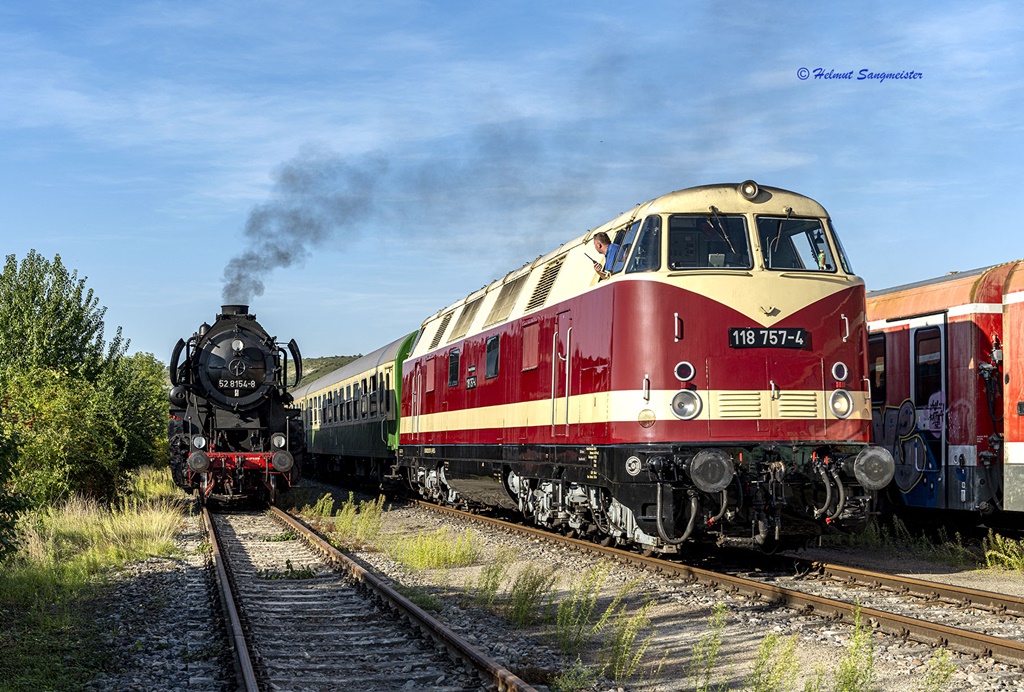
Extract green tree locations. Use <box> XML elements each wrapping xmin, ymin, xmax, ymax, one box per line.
<box><xmin>0</xmin><ymin>250</ymin><xmax>125</xmax><ymax>379</ymax></box>
<box><xmin>4</xmin><ymin>368</ymin><xmax>122</xmax><ymax>505</ymax></box>
<box><xmin>0</xmin><ymin>399</ymin><xmax>29</xmax><ymax>559</ymax></box>
<box><xmin>0</xmin><ymin>251</ymin><xmax>166</xmax><ymax>508</ymax></box>
<box><xmin>101</xmin><ymin>352</ymin><xmax>169</xmax><ymax>471</ymax></box>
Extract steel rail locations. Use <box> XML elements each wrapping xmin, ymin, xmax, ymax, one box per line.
<box><xmin>270</xmin><ymin>506</ymin><xmax>537</xmax><ymax>692</ymax></box>
<box><xmin>804</xmin><ymin>560</ymin><xmax>1024</xmax><ymax>617</ymax></box>
<box><xmin>413</xmin><ymin>501</ymin><xmax>1024</xmax><ymax>666</ymax></box>
<box><xmin>202</xmin><ymin>507</ymin><xmax>260</xmax><ymax>692</ymax></box>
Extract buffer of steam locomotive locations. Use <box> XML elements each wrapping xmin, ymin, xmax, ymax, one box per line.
<box><xmin>168</xmin><ymin>305</ymin><xmax>303</xmax><ymax>502</ymax></box>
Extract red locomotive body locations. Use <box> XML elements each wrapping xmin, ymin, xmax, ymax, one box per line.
<box><xmin>399</xmin><ymin>182</ymin><xmax>893</xmax><ymax>552</ymax></box>
<box><xmin>866</xmin><ymin>260</ymin><xmax>1023</xmax><ymax>523</ymax></box>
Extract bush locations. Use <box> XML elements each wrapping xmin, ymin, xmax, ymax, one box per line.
<box><xmin>3</xmin><ymin>368</ymin><xmax>123</xmax><ymax>506</ymax></box>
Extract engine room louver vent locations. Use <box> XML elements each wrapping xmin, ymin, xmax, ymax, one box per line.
<box><xmin>524</xmin><ymin>257</ymin><xmax>565</xmax><ymax>313</ymax></box>
<box><xmin>716</xmin><ymin>391</ymin><xmax>762</xmax><ymax>419</ymax></box>
<box><xmin>429</xmin><ymin>312</ymin><xmax>454</xmax><ymax>350</ymax></box>
<box><xmin>448</xmin><ymin>296</ymin><xmax>485</xmax><ymax>342</ymax></box>
<box><xmin>484</xmin><ymin>274</ymin><xmax>529</xmax><ymax>327</ymax></box>
<box><xmin>777</xmin><ymin>392</ymin><xmax>820</xmax><ymax>419</ymax></box>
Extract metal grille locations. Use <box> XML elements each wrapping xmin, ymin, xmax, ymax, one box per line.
<box><xmin>524</xmin><ymin>257</ymin><xmax>564</xmax><ymax>313</ymax></box>
<box><xmin>484</xmin><ymin>274</ymin><xmax>529</xmax><ymax>327</ymax></box>
<box><xmin>777</xmin><ymin>392</ymin><xmax>820</xmax><ymax>418</ymax></box>
<box><xmin>429</xmin><ymin>312</ymin><xmax>453</xmax><ymax>350</ymax></box>
<box><xmin>716</xmin><ymin>391</ymin><xmax>762</xmax><ymax>419</ymax></box>
<box><xmin>449</xmin><ymin>296</ymin><xmax>484</xmax><ymax>342</ymax></box>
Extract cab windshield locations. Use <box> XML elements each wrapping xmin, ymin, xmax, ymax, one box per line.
<box><xmin>667</xmin><ymin>214</ymin><xmax>752</xmax><ymax>270</ymax></box>
<box><xmin>756</xmin><ymin>217</ymin><xmax>837</xmax><ymax>272</ymax></box>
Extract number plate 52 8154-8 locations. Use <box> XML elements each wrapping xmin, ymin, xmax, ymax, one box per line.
<box><xmin>729</xmin><ymin>327</ymin><xmax>808</xmax><ymax>349</ymax></box>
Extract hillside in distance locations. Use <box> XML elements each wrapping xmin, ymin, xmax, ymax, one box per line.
<box><xmin>299</xmin><ymin>355</ymin><xmax>362</xmax><ymax>383</ymax></box>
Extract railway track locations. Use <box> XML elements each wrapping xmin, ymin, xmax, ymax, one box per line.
<box><xmin>412</xmin><ymin>501</ymin><xmax>1024</xmax><ymax>667</ymax></box>
<box><xmin>202</xmin><ymin>505</ymin><xmax>536</xmax><ymax>691</ymax></box>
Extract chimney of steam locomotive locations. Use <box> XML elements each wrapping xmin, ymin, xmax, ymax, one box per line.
<box><xmin>220</xmin><ymin>304</ymin><xmax>251</xmax><ymax>318</ymax></box>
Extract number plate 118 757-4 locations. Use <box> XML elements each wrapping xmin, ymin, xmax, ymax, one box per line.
<box><xmin>729</xmin><ymin>327</ymin><xmax>808</xmax><ymax>349</ymax></box>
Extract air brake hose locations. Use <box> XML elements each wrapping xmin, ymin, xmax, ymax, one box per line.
<box><xmin>655</xmin><ymin>484</ymin><xmax>699</xmax><ymax>545</ymax></box>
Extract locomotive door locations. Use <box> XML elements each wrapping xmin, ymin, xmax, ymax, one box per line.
<box><xmin>411</xmin><ymin>362</ymin><xmax>422</xmax><ymax>438</ymax></box>
<box><xmin>902</xmin><ymin>317</ymin><xmax>948</xmax><ymax>509</ymax></box>
<box><xmin>552</xmin><ymin>311</ymin><xmax>573</xmax><ymax>437</ymax></box>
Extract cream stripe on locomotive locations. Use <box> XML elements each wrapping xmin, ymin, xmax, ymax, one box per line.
<box><xmin>401</xmin><ymin>387</ymin><xmax>870</xmax><ymax>434</ymax></box>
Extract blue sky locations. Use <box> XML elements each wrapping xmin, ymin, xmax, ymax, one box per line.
<box><xmin>2</xmin><ymin>1</ymin><xmax>1021</xmax><ymax>359</ymax></box>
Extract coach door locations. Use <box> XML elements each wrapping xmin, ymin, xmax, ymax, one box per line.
<box><xmin>552</xmin><ymin>311</ymin><xmax>573</xmax><ymax>437</ymax></box>
<box><xmin>905</xmin><ymin>318</ymin><xmax>948</xmax><ymax>509</ymax></box>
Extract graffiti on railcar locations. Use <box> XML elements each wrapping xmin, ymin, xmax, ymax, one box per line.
<box><xmin>872</xmin><ymin>398</ymin><xmax>943</xmax><ymax>506</ymax></box>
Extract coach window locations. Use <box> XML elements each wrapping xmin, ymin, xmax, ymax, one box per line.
<box><xmin>486</xmin><ymin>335</ymin><xmax>500</xmax><ymax>379</ymax></box>
<box><xmin>370</xmin><ymin>375</ymin><xmax>378</xmax><ymax>416</ymax></box>
<box><xmin>626</xmin><ymin>216</ymin><xmax>662</xmax><ymax>273</ymax></box>
<box><xmin>756</xmin><ymin>217</ymin><xmax>836</xmax><ymax>272</ymax></box>
<box><xmin>669</xmin><ymin>214</ymin><xmax>752</xmax><ymax>269</ymax></box>
<box><xmin>868</xmin><ymin>334</ymin><xmax>886</xmax><ymax>406</ymax></box>
<box><xmin>448</xmin><ymin>348</ymin><xmax>461</xmax><ymax>387</ymax></box>
<box><xmin>385</xmin><ymin>373</ymin><xmax>392</xmax><ymax>413</ymax></box>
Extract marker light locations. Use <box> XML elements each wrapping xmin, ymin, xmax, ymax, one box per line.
<box><xmin>739</xmin><ymin>180</ymin><xmax>760</xmax><ymax>200</ymax></box>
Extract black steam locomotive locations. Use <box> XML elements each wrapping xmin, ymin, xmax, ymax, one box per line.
<box><xmin>169</xmin><ymin>305</ymin><xmax>304</xmax><ymax>503</ymax></box>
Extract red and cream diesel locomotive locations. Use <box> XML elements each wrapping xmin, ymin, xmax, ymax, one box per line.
<box><xmin>394</xmin><ymin>181</ymin><xmax>895</xmax><ymax>552</ymax></box>
<box><xmin>866</xmin><ymin>260</ymin><xmax>1024</xmax><ymax>526</ymax></box>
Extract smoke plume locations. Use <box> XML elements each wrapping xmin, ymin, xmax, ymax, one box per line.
<box><xmin>221</xmin><ymin>149</ymin><xmax>388</xmax><ymax>304</ymax></box>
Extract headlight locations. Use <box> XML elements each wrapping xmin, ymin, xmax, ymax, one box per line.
<box><xmin>689</xmin><ymin>448</ymin><xmax>735</xmax><ymax>493</ymax></box>
<box><xmin>272</xmin><ymin>451</ymin><xmax>294</xmax><ymax>472</ymax></box>
<box><xmin>852</xmin><ymin>446</ymin><xmax>895</xmax><ymax>490</ymax></box>
<box><xmin>670</xmin><ymin>390</ymin><xmax>703</xmax><ymax>420</ymax></box>
<box><xmin>187</xmin><ymin>451</ymin><xmax>211</xmax><ymax>473</ymax></box>
<box><xmin>829</xmin><ymin>389</ymin><xmax>854</xmax><ymax>419</ymax></box>
<box><xmin>231</xmin><ymin>338</ymin><xmax>244</xmax><ymax>353</ymax></box>
<box><xmin>831</xmin><ymin>362</ymin><xmax>849</xmax><ymax>382</ymax></box>
<box><xmin>192</xmin><ymin>436</ymin><xmax>207</xmax><ymax>449</ymax></box>
<box><xmin>271</xmin><ymin>433</ymin><xmax>287</xmax><ymax>449</ymax></box>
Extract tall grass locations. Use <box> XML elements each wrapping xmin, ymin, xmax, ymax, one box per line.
<box><xmin>983</xmin><ymin>530</ymin><xmax>1024</xmax><ymax>571</ymax></box>
<box><xmin>383</xmin><ymin>526</ymin><xmax>479</xmax><ymax>570</ymax></box>
<box><xmin>332</xmin><ymin>493</ymin><xmax>387</xmax><ymax>545</ymax></box>
<box><xmin>686</xmin><ymin>602</ymin><xmax>729</xmax><ymax>692</ymax></box>
<box><xmin>834</xmin><ymin>606</ymin><xmax>874</xmax><ymax>692</ymax></box>
<box><xmin>0</xmin><ymin>466</ymin><xmax>187</xmax><ymax>689</ymax></box>
<box><xmin>745</xmin><ymin>632</ymin><xmax>799</xmax><ymax>692</ymax></box>
<box><xmin>554</xmin><ymin>564</ymin><xmax>625</xmax><ymax>656</ymax></box>
<box><xmin>600</xmin><ymin>597</ymin><xmax>655</xmax><ymax>682</ymax></box>
<box><xmin>469</xmin><ymin>546</ymin><xmax>514</xmax><ymax>608</ymax></box>
<box><xmin>3</xmin><ymin>488</ymin><xmax>183</xmax><ymax>605</ymax></box>
<box><xmin>504</xmin><ymin>564</ymin><xmax>557</xmax><ymax>627</ymax></box>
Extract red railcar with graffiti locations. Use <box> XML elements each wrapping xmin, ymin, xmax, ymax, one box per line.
<box><xmin>397</xmin><ymin>182</ymin><xmax>895</xmax><ymax>553</ymax></box>
<box><xmin>866</xmin><ymin>260</ymin><xmax>1024</xmax><ymax>525</ymax></box>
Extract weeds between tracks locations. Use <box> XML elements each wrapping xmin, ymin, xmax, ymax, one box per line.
<box><xmin>297</xmin><ymin>491</ymin><xmax>965</xmax><ymax>692</ymax></box>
